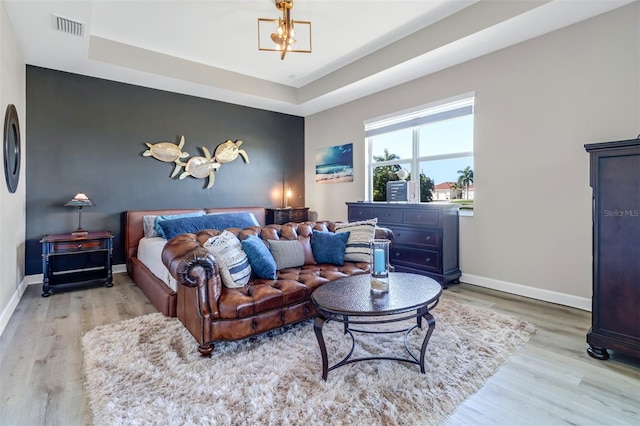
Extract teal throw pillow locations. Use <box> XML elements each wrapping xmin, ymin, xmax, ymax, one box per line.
<box><xmin>241</xmin><ymin>235</ymin><xmax>277</xmax><ymax>280</ymax></box>
<box><xmin>311</xmin><ymin>230</ymin><xmax>350</xmax><ymax>265</ymax></box>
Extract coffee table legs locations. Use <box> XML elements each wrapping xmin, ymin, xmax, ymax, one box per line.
<box><xmin>313</xmin><ymin>310</ymin><xmax>437</xmax><ymax>380</ymax></box>
<box><xmin>313</xmin><ymin>316</ymin><xmax>329</xmax><ymax>380</ymax></box>
<box><xmin>419</xmin><ymin>311</ymin><xmax>436</xmax><ymax>373</ymax></box>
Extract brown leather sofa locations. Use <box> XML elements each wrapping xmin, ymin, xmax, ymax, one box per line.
<box><xmin>161</xmin><ymin>221</ymin><xmax>393</xmax><ymax>356</ymax></box>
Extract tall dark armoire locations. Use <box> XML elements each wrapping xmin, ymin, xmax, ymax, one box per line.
<box><xmin>584</xmin><ymin>138</ymin><xmax>640</xmax><ymax>360</ymax></box>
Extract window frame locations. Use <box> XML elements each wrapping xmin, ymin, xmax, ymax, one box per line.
<box><xmin>364</xmin><ymin>93</ymin><xmax>475</xmax><ymax>204</ymax></box>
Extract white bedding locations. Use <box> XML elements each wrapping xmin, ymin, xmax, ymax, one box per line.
<box><xmin>137</xmin><ymin>237</ymin><xmax>178</xmax><ymax>292</ymax></box>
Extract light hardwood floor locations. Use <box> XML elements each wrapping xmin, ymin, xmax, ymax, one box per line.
<box><xmin>1</xmin><ymin>273</ymin><xmax>638</xmax><ymax>425</ymax></box>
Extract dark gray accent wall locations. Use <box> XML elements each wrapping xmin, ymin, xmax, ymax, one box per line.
<box><xmin>26</xmin><ymin>66</ymin><xmax>305</xmax><ymax>274</ymax></box>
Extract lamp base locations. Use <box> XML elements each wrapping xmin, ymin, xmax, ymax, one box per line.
<box><xmin>71</xmin><ymin>230</ymin><xmax>88</xmax><ymax>237</ymax></box>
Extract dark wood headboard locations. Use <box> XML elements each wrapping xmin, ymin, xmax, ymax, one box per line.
<box><xmin>124</xmin><ymin>207</ymin><xmax>266</xmax><ymax>262</ymax></box>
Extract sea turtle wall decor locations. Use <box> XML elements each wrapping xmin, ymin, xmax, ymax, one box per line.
<box><xmin>142</xmin><ymin>135</ymin><xmax>189</xmax><ymax>177</ymax></box>
<box><xmin>142</xmin><ymin>136</ymin><xmax>249</xmax><ymax>189</ymax></box>
<box><xmin>179</xmin><ymin>146</ymin><xmax>220</xmax><ymax>189</ymax></box>
<box><xmin>214</xmin><ymin>140</ymin><xmax>249</xmax><ymax>164</ymax></box>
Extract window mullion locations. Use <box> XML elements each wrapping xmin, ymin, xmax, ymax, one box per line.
<box><xmin>412</xmin><ymin>128</ymin><xmax>419</xmax><ymax>178</ymax></box>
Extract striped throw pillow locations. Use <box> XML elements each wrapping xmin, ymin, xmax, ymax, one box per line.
<box><xmin>334</xmin><ymin>218</ymin><xmax>378</xmax><ymax>263</ymax></box>
<box><xmin>204</xmin><ymin>230</ymin><xmax>252</xmax><ymax>288</ymax></box>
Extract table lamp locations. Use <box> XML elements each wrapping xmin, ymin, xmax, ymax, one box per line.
<box><xmin>64</xmin><ymin>193</ymin><xmax>94</xmax><ymax>236</ymax></box>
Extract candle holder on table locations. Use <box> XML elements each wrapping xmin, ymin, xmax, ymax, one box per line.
<box><xmin>370</xmin><ymin>239</ymin><xmax>390</xmax><ymax>293</ymax></box>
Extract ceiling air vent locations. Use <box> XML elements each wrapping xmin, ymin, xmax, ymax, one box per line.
<box><xmin>52</xmin><ymin>14</ymin><xmax>84</xmax><ymax>37</ymax></box>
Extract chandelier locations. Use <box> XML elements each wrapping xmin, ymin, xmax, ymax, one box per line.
<box><xmin>258</xmin><ymin>0</ymin><xmax>312</xmax><ymax>60</ymax></box>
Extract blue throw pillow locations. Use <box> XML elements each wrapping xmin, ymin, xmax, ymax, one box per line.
<box><xmin>158</xmin><ymin>212</ymin><xmax>260</xmax><ymax>240</ymax></box>
<box><xmin>311</xmin><ymin>230</ymin><xmax>350</xmax><ymax>265</ymax></box>
<box><xmin>154</xmin><ymin>211</ymin><xmax>205</xmax><ymax>239</ymax></box>
<box><xmin>241</xmin><ymin>235</ymin><xmax>277</xmax><ymax>280</ymax></box>
<box><xmin>203</xmin><ymin>212</ymin><xmax>259</xmax><ymax>229</ymax></box>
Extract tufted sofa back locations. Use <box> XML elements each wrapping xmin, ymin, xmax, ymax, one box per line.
<box><xmin>192</xmin><ymin>222</ymin><xmax>334</xmax><ymax>245</ymax></box>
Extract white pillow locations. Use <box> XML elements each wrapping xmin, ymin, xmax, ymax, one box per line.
<box><xmin>334</xmin><ymin>218</ymin><xmax>378</xmax><ymax>263</ymax></box>
<box><xmin>204</xmin><ymin>230</ymin><xmax>252</xmax><ymax>288</ymax></box>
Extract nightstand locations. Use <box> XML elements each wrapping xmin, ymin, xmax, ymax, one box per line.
<box><xmin>265</xmin><ymin>207</ymin><xmax>309</xmax><ymax>225</ymax></box>
<box><xmin>40</xmin><ymin>231</ymin><xmax>114</xmax><ymax>297</ymax></box>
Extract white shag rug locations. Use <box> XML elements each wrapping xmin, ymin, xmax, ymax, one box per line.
<box><xmin>82</xmin><ymin>298</ymin><xmax>535</xmax><ymax>426</ymax></box>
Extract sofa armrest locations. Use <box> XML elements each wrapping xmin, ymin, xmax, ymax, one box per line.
<box><xmin>162</xmin><ymin>234</ymin><xmax>222</xmax><ymax>319</ymax></box>
<box><xmin>374</xmin><ymin>226</ymin><xmax>395</xmax><ymax>241</ymax></box>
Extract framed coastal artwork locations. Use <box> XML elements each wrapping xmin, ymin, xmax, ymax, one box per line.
<box><xmin>315</xmin><ymin>143</ymin><xmax>354</xmax><ymax>184</ymax></box>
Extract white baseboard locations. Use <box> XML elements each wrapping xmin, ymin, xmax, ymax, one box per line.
<box><xmin>1</xmin><ymin>264</ymin><xmax>128</xmax><ymax>337</ymax></box>
<box><xmin>460</xmin><ymin>273</ymin><xmax>592</xmax><ymax>312</ymax></box>
<box><xmin>113</xmin><ymin>264</ymin><xmax>126</xmax><ymax>274</ymax></box>
<box><xmin>0</xmin><ymin>276</ymin><xmax>29</xmax><ymax>337</ymax></box>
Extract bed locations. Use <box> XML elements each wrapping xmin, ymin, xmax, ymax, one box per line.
<box><xmin>124</xmin><ymin>207</ymin><xmax>267</xmax><ymax>316</ymax></box>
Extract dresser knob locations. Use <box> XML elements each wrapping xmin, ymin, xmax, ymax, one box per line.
<box><xmin>425</xmin><ymin>258</ymin><xmax>431</xmax><ymax>262</ymax></box>
<box><xmin>425</xmin><ymin>236</ymin><xmax>430</xmax><ymax>241</ymax></box>
<box><xmin>77</xmin><ymin>243</ymin><xmax>82</xmax><ymax>249</ymax></box>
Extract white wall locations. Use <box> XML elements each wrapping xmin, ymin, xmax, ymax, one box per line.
<box><xmin>0</xmin><ymin>0</ymin><xmax>27</xmax><ymax>335</ymax></box>
<box><xmin>305</xmin><ymin>3</ymin><xmax>640</xmax><ymax>309</ymax></box>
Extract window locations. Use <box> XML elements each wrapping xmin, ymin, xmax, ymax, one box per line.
<box><xmin>365</xmin><ymin>94</ymin><xmax>474</xmax><ymax>207</ymax></box>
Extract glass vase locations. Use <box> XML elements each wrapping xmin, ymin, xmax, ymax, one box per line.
<box><xmin>370</xmin><ymin>239</ymin><xmax>390</xmax><ymax>293</ymax></box>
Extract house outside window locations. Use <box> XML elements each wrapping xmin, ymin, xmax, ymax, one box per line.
<box><xmin>364</xmin><ymin>94</ymin><xmax>474</xmax><ymax>209</ymax></box>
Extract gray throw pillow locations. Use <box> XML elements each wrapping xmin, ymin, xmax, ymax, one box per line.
<box><xmin>142</xmin><ymin>215</ymin><xmax>159</xmax><ymax>238</ymax></box>
<box><xmin>268</xmin><ymin>239</ymin><xmax>305</xmax><ymax>270</ymax></box>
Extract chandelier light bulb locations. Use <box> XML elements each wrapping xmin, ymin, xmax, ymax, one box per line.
<box><xmin>258</xmin><ymin>0</ymin><xmax>311</xmax><ymax>60</ymax></box>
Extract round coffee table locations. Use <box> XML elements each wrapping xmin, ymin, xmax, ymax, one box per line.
<box><xmin>311</xmin><ymin>272</ymin><xmax>442</xmax><ymax>380</ymax></box>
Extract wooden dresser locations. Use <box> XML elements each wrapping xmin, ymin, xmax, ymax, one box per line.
<box><xmin>346</xmin><ymin>202</ymin><xmax>460</xmax><ymax>287</ymax></box>
<box><xmin>585</xmin><ymin>138</ymin><xmax>640</xmax><ymax>360</ymax></box>
<box><xmin>265</xmin><ymin>207</ymin><xmax>309</xmax><ymax>225</ymax></box>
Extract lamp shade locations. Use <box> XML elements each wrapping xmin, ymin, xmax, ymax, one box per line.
<box><xmin>64</xmin><ymin>193</ymin><xmax>94</xmax><ymax>236</ymax></box>
<box><xmin>64</xmin><ymin>193</ymin><xmax>94</xmax><ymax>207</ymax></box>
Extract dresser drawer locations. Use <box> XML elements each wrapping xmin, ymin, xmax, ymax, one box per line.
<box><xmin>390</xmin><ymin>247</ymin><xmax>440</xmax><ymax>272</ymax></box>
<box><xmin>392</xmin><ymin>228</ymin><xmax>439</xmax><ymax>248</ymax></box>
<box><xmin>348</xmin><ymin>206</ymin><xmax>376</xmax><ymax>221</ymax></box>
<box><xmin>52</xmin><ymin>239</ymin><xmax>108</xmax><ymax>254</ymax></box>
<box><xmin>375</xmin><ymin>207</ymin><xmax>403</xmax><ymax>224</ymax></box>
<box><xmin>272</xmin><ymin>211</ymin><xmax>289</xmax><ymax>223</ymax></box>
<box><xmin>291</xmin><ymin>209</ymin><xmax>308</xmax><ymax>222</ymax></box>
<box><xmin>404</xmin><ymin>209</ymin><xmax>439</xmax><ymax>226</ymax></box>
<box><xmin>266</xmin><ymin>207</ymin><xmax>309</xmax><ymax>225</ymax></box>
<box><xmin>345</xmin><ymin>201</ymin><xmax>460</xmax><ymax>286</ymax></box>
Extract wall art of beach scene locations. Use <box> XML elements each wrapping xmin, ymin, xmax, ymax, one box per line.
<box><xmin>315</xmin><ymin>143</ymin><xmax>354</xmax><ymax>184</ymax></box>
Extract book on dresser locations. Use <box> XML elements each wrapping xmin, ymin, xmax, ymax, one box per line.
<box><xmin>346</xmin><ymin>202</ymin><xmax>460</xmax><ymax>287</ymax></box>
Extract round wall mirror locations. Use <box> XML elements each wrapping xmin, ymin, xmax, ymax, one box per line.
<box><xmin>3</xmin><ymin>104</ymin><xmax>21</xmax><ymax>193</ymax></box>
